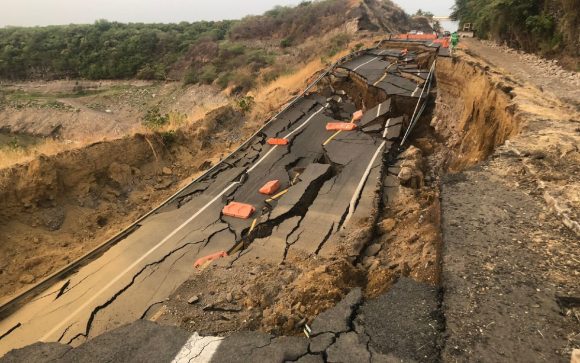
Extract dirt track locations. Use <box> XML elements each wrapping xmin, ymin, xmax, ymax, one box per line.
<box><xmin>440</xmin><ymin>40</ymin><xmax>580</xmax><ymax>362</ymax></box>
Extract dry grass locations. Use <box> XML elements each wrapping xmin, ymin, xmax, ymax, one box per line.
<box><xmin>0</xmin><ymin>139</ymin><xmax>81</xmax><ymax>170</ymax></box>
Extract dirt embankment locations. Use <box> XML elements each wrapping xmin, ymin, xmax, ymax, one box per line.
<box><xmin>432</xmin><ymin>58</ymin><xmax>520</xmax><ymax>170</ymax></box>
<box><xmin>0</xmin><ymin>106</ymin><xmax>246</xmax><ymax>299</ymax></box>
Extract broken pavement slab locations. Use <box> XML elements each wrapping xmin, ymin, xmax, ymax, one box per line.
<box><xmin>310</xmin><ymin>288</ymin><xmax>362</xmax><ymax>335</ymax></box>
<box><xmin>1</xmin><ymin>278</ymin><xmax>444</xmax><ymax>362</ymax></box>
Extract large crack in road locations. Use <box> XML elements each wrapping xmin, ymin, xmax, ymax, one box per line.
<box><xmin>0</xmin><ymin>43</ymin><xmax>438</xmax><ymax>357</ymax></box>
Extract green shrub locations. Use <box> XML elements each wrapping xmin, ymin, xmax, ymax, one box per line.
<box><xmin>199</xmin><ymin>65</ymin><xmax>218</xmax><ymax>84</ymax></box>
<box><xmin>137</xmin><ymin>64</ymin><xmax>166</xmax><ymax>80</ymax></box>
<box><xmin>160</xmin><ymin>130</ymin><xmax>177</xmax><ymax>146</ymax></box>
<box><xmin>327</xmin><ymin>33</ymin><xmax>351</xmax><ymax>56</ymax></box>
<box><xmin>280</xmin><ymin>38</ymin><xmax>293</xmax><ymax>48</ymax></box>
<box><xmin>142</xmin><ymin>107</ymin><xmax>169</xmax><ymax>129</ymax></box>
<box><xmin>183</xmin><ymin>69</ymin><xmax>200</xmax><ymax>85</ymax></box>
<box><xmin>236</xmin><ymin>96</ymin><xmax>255</xmax><ymax>113</ymax></box>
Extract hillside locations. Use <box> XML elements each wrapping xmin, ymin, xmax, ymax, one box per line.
<box><xmin>452</xmin><ymin>0</ymin><xmax>579</xmax><ymax>70</ymax></box>
<box><xmin>0</xmin><ymin>0</ymin><xmax>415</xmax><ymax>86</ymax></box>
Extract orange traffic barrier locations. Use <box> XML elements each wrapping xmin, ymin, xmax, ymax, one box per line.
<box><xmin>351</xmin><ymin>110</ymin><xmax>363</xmax><ymax>122</ymax></box>
<box><xmin>433</xmin><ymin>38</ymin><xmax>450</xmax><ymax>48</ymax></box>
<box><xmin>267</xmin><ymin>138</ymin><xmax>289</xmax><ymax>145</ymax></box>
<box><xmin>222</xmin><ymin>202</ymin><xmax>256</xmax><ymax>219</ymax></box>
<box><xmin>194</xmin><ymin>251</ymin><xmax>227</xmax><ymax>268</ymax></box>
<box><xmin>259</xmin><ymin>180</ymin><xmax>281</xmax><ymax>195</ymax></box>
<box><xmin>393</xmin><ymin>34</ymin><xmax>437</xmax><ymax>41</ymax></box>
<box><xmin>326</xmin><ymin>122</ymin><xmax>357</xmax><ymax>131</ymax></box>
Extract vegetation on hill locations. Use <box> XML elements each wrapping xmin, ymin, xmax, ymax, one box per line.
<box><xmin>0</xmin><ymin>0</ymin><xmax>413</xmax><ymax>87</ymax></box>
<box><xmin>0</xmin><ymin>0</ymin><xmax>355</xmax><ymax>83</ymax></box>
<box><xmin>452</xmin><ymin>0</ymin><xmax>579</xmax><ymax>68</ymax></box>
<box><xmin>0</xmin><ymin>21</ymin><xmax>234</xmax><ymax>80</ymax></box>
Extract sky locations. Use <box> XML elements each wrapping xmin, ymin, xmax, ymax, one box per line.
<box><xmin>0</xmin><ymin>0</ymin><xmax>456</xmax><ymax>27</ymax></box>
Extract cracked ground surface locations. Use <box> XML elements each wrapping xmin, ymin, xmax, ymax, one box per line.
<box><xmin>0</xmin><ymin>45</ymin><xmax>432</xmax><ymax>356</ymax></box>
<box><xmin>0</xmin><ymin>278</ymin><xmax>442</xmax><ymax>363</ymax></box>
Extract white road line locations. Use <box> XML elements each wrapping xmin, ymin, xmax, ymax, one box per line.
<box><xmin>40</xmin><ymin>182</ymin><xmax>239</xmax><ymax>341</ymax></box>
<box><xmin>247</xmin><ymin>106</ymin><xmax>324</xmax><ymax>173</ymax></box>
<box><xmin>42</xmin><ymin>105</ymin><xmax>327</xmax><ymax>342</ymax></box>
<box><xmin>376</xmin><ymin>103</ymin><xmax>382</xmax><ymax>119</ymax></box>
<box><xmin>382</xmin><ymin>119</ymin><xmax>392</xmax><ymax>139</ymax></box>
<box><xmin>353</xmin><ymin>57</ymin><xmax>379</xmax><ymax>71</ymax></box>
<box><xmin>247</xmin><ymin>146</ymin><xmax>279</xmax><ymax>173</ymax></box>
<box><xmin>284</xmin><ymin>106</ymin><xmax>325</xmax><ymax>139</ymax></box>
<box><xmin>344</xmin><ymin>141</ymin><xmax>386</xmax><ymax>225</ymax></box>
<box><xmin>172</xmin><ymin>333</ymin><xmax>224</xmax><ymax>363</ymax></box>
<box><xmin>411</xmin><ymin>85</ymin><xmax>421</xmax><ymax>97</ymax></box>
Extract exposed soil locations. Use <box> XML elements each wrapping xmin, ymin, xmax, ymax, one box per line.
<box><xmin>0</xmin><ymin>80</ymin><xmax>229</xmax><ymax>141</ymax></box>
<box><xmin>0</xmin><ymin>106</ymin><xmax>248</xmax><ymax>299</ymax></box>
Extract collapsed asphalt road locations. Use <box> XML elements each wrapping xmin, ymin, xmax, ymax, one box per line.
<box><xmin>1</xmin><ymin>278</ymin><xmax>442</xmax><ymax>363</ymax></box>
<box><xmin>0</xmin><ymin>44</ymin><xmax>439</xmax><ymax>356</ymax></box>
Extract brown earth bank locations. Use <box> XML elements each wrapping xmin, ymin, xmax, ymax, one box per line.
<box><xmin>0</xmin><ymin>105</ymin><xmax>248</xmax><ymax>299</ymax></box>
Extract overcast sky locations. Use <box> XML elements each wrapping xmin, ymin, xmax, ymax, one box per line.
<box><xmin>0</xmin><ymin>0</ymin><xmax>455</xmax><ymax>27</ymax></box>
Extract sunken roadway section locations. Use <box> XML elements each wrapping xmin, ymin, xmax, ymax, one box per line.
<box><xmin>0</xmin><ymin>42</ymin><xmax>440</xmax><ymax>356</ymax></box>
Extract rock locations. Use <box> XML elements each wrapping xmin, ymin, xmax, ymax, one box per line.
<box><xmin>108</xmin><ymin>162</ymin><xmax>133</xmax><ymax>186</ymax></box>
<box><xmin>202</xmin><ymin>304</ymin><xmax>214</xmax><ymax>311</ymax></box>
<box><xmin>286</xmin><ymin>317</ymin><xmax>296</xmax><ymax>330</ymax></box>
<box><xmin>154</xmin><ymin>179</ymin><xmax>173</xmax><ymax>190</ymax></box>
<box><xmin>397</xmin><ymin>166</ymin><xmax>414</xmax><ymax>183</ymax></box>
<box><xmin>188</xmin><ymin>295</ymin><xmax>199</xmax><ymax>304</ymax></box>
<box><xmin>364</xmin><ymin>243</ymin><xmax>382</xmax><ymax>257</ymax></box>
<box><xmin>19</xmin><ymin>273</ymin><xmax>35</xmax><ymax>284</ymax></box>
<box><xmin>378</xmin><ymin>218</ymin><xmax>396</xmax><ymax>233</ymax></box>
<box><xmin>363</xmin><ymin>257</ymin><xmax>376</xmax><ymax>269</ymax></box>
<box><xmin>226</xmin><ymin>292</ymin><xmax>233</xmax><ymax>303</ymax></box>
<box><xmin>571</xmin><ymin>349</ymin><xmax>580</xmax><ymax>363</ymax></box>
<box><xmin>40</xmin><ymin>207</ymin><xmax>66</xmax><ymax>231</ymax></box>
<box><xmin>162</xmin><ymin>167</ymin><xmax>173</xmax><ymax>176</ymax></box>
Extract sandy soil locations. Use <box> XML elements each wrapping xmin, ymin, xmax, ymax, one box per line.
<box><xmin>0</xmin><ymin>80</ymin><xmax>229</xmax><ymax>141</ymax></box>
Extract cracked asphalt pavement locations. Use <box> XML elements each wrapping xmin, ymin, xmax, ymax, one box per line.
<box><xmin>0</xmin><ymin>45</ymin><xmax>437</xmax><ymax>357</ymax></box>
<box><xmin>1</xmin><ymin>278</ymin><xmax>442</xmax><ymax>363</ymax></box>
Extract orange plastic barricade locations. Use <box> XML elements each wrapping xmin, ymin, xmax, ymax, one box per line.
<box><xmin>393</xmin><ymin>34</ymin><xmax>437</xmax><ymax>41</ymax></box>
<box><xmin>326</xmin><ymin>122</ymin><xmax>357</xmax><ymax>131</ymax></box>
<box><xmin>259</xmin><ymin>180</ymin><xmax>281</xmax><ymax>195</ymax></box>
<box><xmin>267</xmin><ymin>138</ymin><xmax>289</xmax><ymax>145</ymax></box>
<box><xmin>194</xmin><ymin>251</ymin><xmax>228</xmax><ymax>268</ymax></box>
<box><xmin>433</xmin><ymin>38</ymin><xmax>450</xmax><ymax>48</ymax></box>
<box><xmin>351</xmin><ymin>110</ymin><xmax>364</xmax><ymax>122</ymax></box>
<box><xmin>222</xmin><ymin>202</ymin><xmax>256</xmax><ymax>219</ymax></box>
